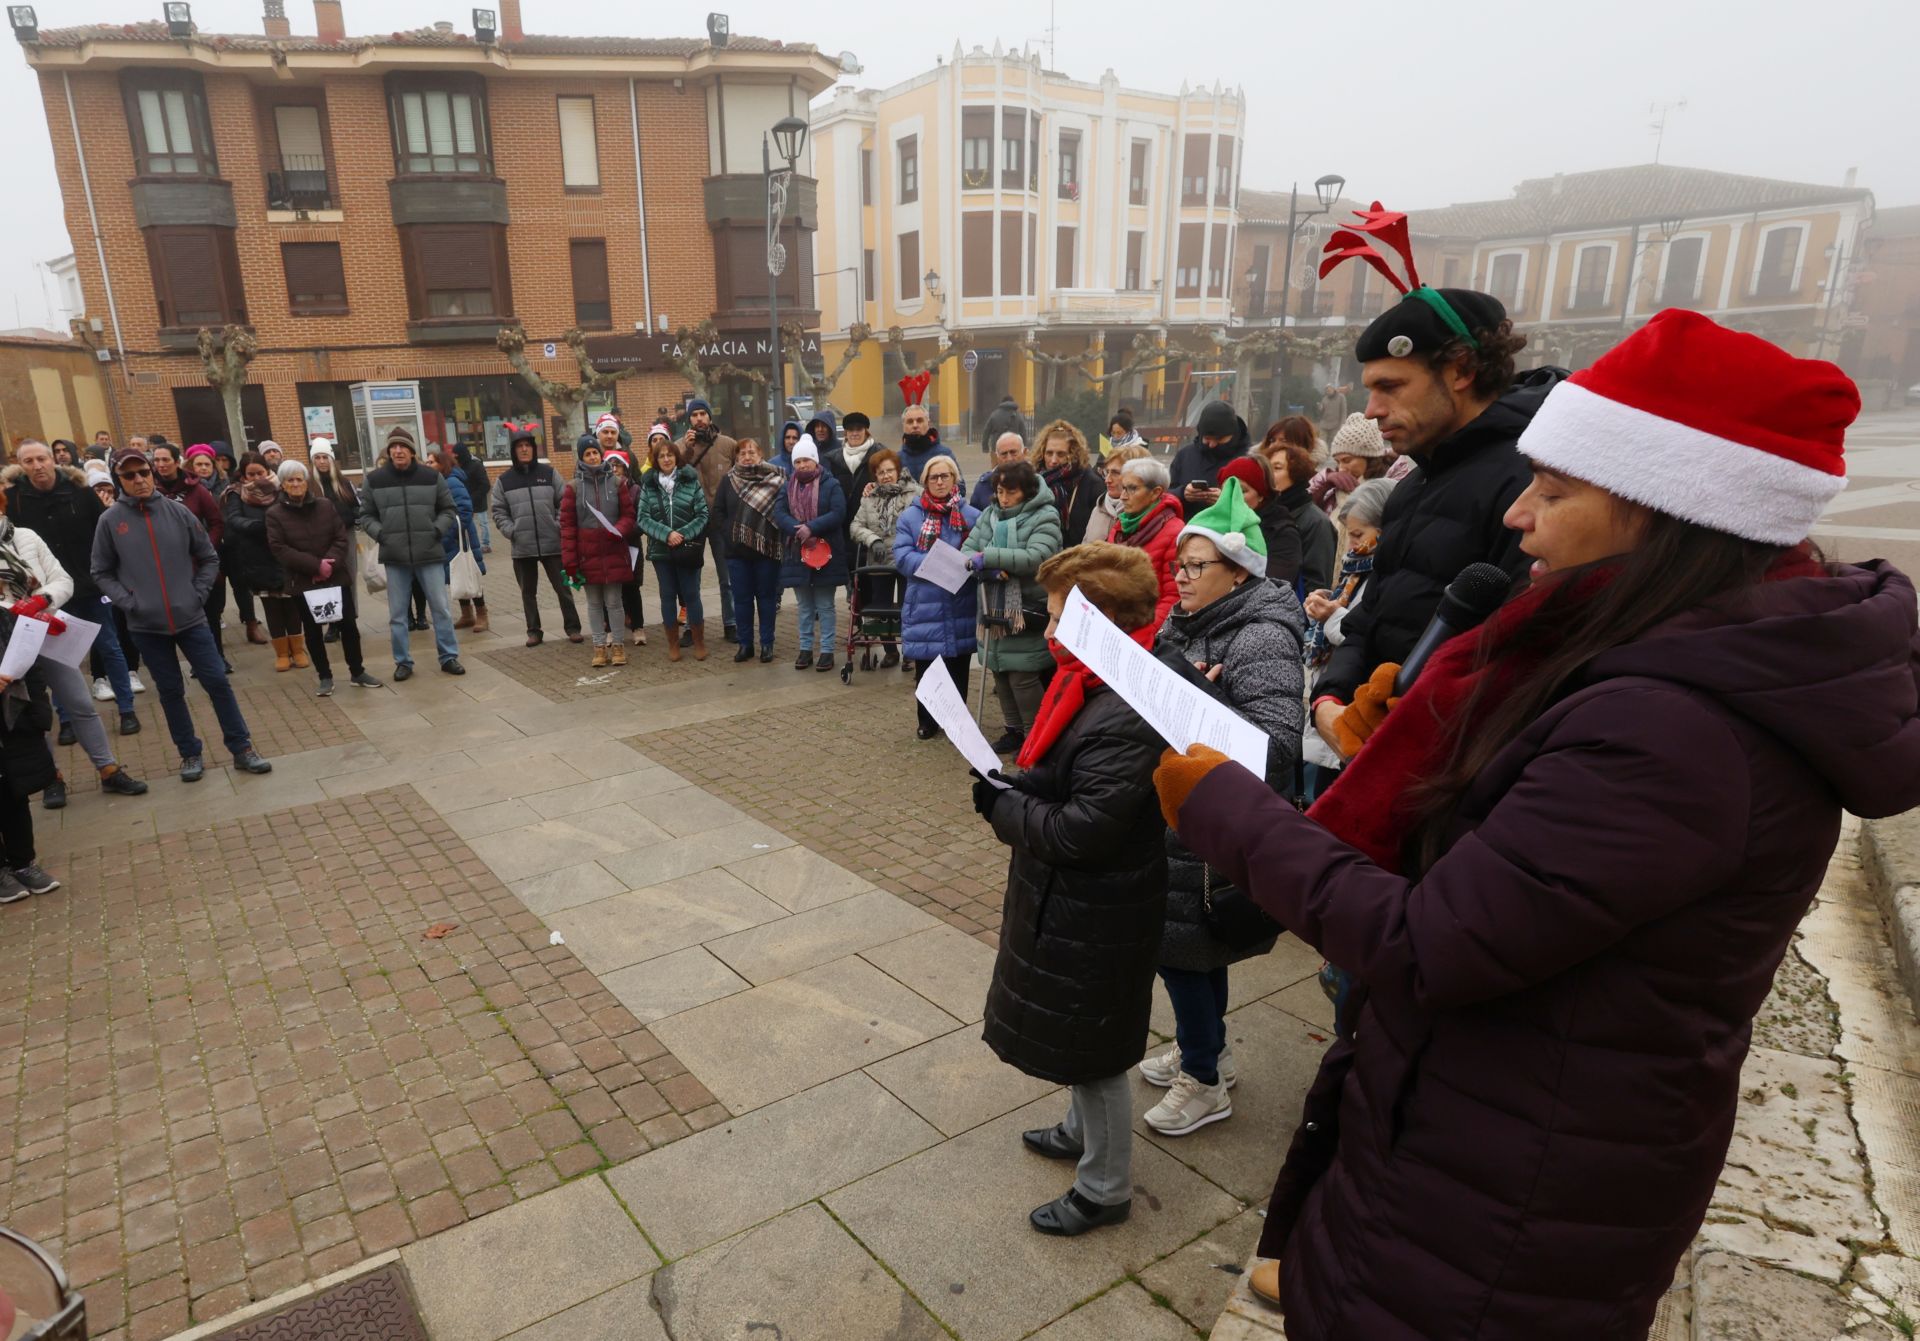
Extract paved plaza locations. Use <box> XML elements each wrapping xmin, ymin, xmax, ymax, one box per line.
<box><xmin>1</xmin><ymin>412</ymin><xmax>1918</xmax><ymax>1341</ymax></box>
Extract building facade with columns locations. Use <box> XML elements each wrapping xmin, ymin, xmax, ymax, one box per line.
<box><xmin>18</xmin><ymin>0</ymin><xmax>836</xmax><ymax>467</ymax></box>
<box><xmin>810</xmin><ymin>45</ymin><xmax>1244</xmax><ymax>446</ymax></box>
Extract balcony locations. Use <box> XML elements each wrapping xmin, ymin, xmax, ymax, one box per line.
<box><xmin>265</xmin><ymin>154</ymin><xmax>334</xmax><ymax>213</ymax></box>
<box><xmin>1040</xmin><ymin>289</ymin><xmax>1160</xmax><ymax>325</ymax></box>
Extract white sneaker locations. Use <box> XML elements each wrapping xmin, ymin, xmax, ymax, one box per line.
<box><xmin>1139</xmin><ymin>1044</ymin><xmax>1237</xmax><ymax>1089</ymax></box>
<box><xmin>128</xmin><ymin>673</ymin><xmax>146</xmax><ymax>693</ymax></box>
<box><xmin>1144</xmin><ymin>1072</ymin><xmax>1233</xmax><ymax>1136</ymax></box>
<box><xmin>91</xmin><ymin>677</ymin><xmax>114</xmax><ymax>701</ymax></box>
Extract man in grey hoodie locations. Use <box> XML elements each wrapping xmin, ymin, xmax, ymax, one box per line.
<box><xmin>91</xmin><ymin>446</ymin><xmax>271</xmax><ymax>782</ymax></box>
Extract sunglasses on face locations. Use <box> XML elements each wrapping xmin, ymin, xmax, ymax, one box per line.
<box><xmin>117</xmin><ymin>467</ymin><xmax>152</xmax><ymax>480</ymax></box>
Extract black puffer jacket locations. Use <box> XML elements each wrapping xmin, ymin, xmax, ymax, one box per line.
<box><xmin>221</xmin><ymin>486</ymin><xmax>288</xmax><ymax>594</ymax></box>
<box><xmin>982</xmin><ymin>685</ymin><xmax>1168</xmax><ymax>1085</ymax></box>
<box><xmin>1316</xmin><ymin>368</ymin><xmax>1564</xmax><ymax>703</ymax></box>
<box><xmin>0</xmin><ymin>612</ymin><xmax>55</xmax><ymax>799</ymax></box>
<box><xmin>1153</xmin><ymin>577</ymin><xmax>1305</xmax><ymax>971</ymax></box>
<box><xmin>3</xmin><ymin>465</ymin><xmax>105</xmax><ymax>607</ymax></box>
<box><xmin>1169</xmin><ymin>414</ymin><xmax>1250</xmax><ymax>498</ymax></box>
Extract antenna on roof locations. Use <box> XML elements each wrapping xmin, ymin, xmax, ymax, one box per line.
<box><xmin>1648</xmin><ymin>98</ymin><xmax>1687</xmax><ymax>165</ymax></box>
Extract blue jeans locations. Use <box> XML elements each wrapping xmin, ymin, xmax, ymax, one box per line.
<box><xmin>384</xmin><ymin>562</ymin><xmax>459</xmax><ymax>667</ymax></box>
<box><xmin>473</xmin><ymin>509</ymin><xmax>491</xmax><ymax>551</ymax></box>
<box><xmin>131</xmin><ymin>622</ymin><xmax>254</xmax><ymax>761</ymax></box>
<box><xmin>727</xmin><ymin>556</ymin><xmax>781</xmax><ymax>650</ymax></box>
<box><xmin>1160</xmin><ymin>966</ymin><xmax>1230</xmax><ymax>1085</ymax></box>
<box><xmin>791</xmin><ymin>584</ymin><xmax>838</xmax><ymax>653</ymax></box>
<box><xmin>65</xmin><ymin>594</ymin><xmax>134</xmax><ymax>718</ymax></box>
<box><xmin>652</xmin><ymin>560</ymin><xmax>704</xmax><ymax>628</ymax></box>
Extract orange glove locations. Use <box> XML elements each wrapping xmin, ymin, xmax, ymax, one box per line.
<box><xmin>1153</xmin><ymin>744</ymin><xmax>1231</xmax><ymax>830</ymax></box>
<box><xmin>1332</xmin><ymin>661</ymin><xmax>1402</xmax><ymax>759</ymax></box>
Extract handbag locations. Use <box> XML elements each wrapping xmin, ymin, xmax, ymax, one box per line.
<box><xmin>1200</xmin><ymin>861</ymin><xmax>1283</xmax><ymax>951</ymax></box>
<box><xmin>358</xmin><ymin>533</ymin><xmax>387</xmax><ymax>594</ymax></box>
<box><xmin>448</xmin><ymin>529</ymin><xmax>484</xmax><ymax>601</ymax></box>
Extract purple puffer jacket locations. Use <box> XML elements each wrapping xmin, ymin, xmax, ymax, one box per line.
<box><xmin>1177</xmin><ymin>560</ymin><xmax>1920</xmax><ymax>1341</ymax></box>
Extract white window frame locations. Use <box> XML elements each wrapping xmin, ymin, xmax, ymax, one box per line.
<box><xmin>1655</xmin><ymin>230</ymin><xmax>1711</xmax><ymax>305</ymax></box>
<box><xmin>1750</xmin><ymin>222</ymin><xmax>1808</xmax><ymax>297</ymax></box>
<box><xmin>1567</xmin><ymin>242</ymin><xmax>1618</xmax><ymax>310</ymax></box>
<box><xmin>556</xmin><ymin>96</ymin><xmax>599</xmax><ymax>189</ymax></box>
<box><xmin>1482</xmin><ymin>247</ymin><xmax>1529</xmax><ymax>314</ymax></box>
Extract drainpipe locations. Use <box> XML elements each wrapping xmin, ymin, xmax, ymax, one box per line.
<box><xmin>630</xmin><ymin>79</ymin><xmax>656</xmax><ymax>334</ymax></box>
<box><xmin>63</xmin><ymin>73</ymin><xmax>129</xmax><ymax>387</ymax></box>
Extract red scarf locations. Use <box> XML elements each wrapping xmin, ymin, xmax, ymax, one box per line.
<box><xmin>1016</xmin><ymin>626</ymin><xmax>1158</xmax><ymax>769</ymax></box>
<box><xmin>1309</xmin><ymin>543</ymin><xmax>1825</xmax><ymax>874</ymax></box>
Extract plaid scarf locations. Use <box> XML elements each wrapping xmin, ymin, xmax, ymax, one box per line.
<box><xmin>726</xmin><ymin>463</ymin><xmax>785</xmax><ymax>559</ymax></box>
<box><xmin>0</xmin><ymin>518</ymin><xmax>35</xmax><ymax>601</ymax></box>
<box><xmin>915</xmin><ymin>490</ymin><xmax>964</xmax><ymax>551</ymax></box>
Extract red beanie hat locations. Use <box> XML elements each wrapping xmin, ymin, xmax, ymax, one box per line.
<box><xmin>1518</xmin><ymin>308</ymin><xmax>1856</xmax><ymax>545</ymax></box>
<box><xmin>1216</xmin><ymin>455</ymin><xmax>1270</xmax><ymax>497</ymax></box>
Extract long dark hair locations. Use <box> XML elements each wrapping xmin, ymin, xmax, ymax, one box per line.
<box><xmin>1405</xmin><ymin>509</ymin><xmax>1802</xmax><ymax>874</ymax></box>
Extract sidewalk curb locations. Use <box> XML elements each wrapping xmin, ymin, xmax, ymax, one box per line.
<box><xmin>1861</xmin><ymin>810</ymin><xmax>1920</xmax><ymax>1019</ymax></box>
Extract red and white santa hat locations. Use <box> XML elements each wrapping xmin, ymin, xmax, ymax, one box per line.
<box><xmin>1518</xmin><ymin>309</ymin><xmax>1858</xmax><ymax>545</ymax></box>
<box><xmin>594</xmin><ymin>413</ymin><xmax>621</xmax><ymax>434</ymax></box>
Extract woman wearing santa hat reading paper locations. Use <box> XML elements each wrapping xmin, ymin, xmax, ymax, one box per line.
<box><xmin>1153</xmin><ymin>307</ymin><xmax>1920</xmax><ymax>1339</ymax></box>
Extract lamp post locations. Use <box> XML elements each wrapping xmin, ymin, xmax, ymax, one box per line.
<box><xmin>1245</xmin><ymin>264</ymin><xmax>1262</xmax><ymax>321</ymax></box>
<box><xmin>765</xmin><ymin>114</ymin><xmax>808</xmax><ymax>446</ymax></box>
<box><xmin>1267</xmin><ymin>172</ymin><xmax>1345</xmax><ymax>424</ymax></box>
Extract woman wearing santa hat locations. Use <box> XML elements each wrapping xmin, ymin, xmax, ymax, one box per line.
<box><xmin>1151</xmin><ymin>309</ymin><xmax>1920</xmax><ymax>1341</ymax></box>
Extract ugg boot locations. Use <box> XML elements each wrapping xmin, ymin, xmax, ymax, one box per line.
<box><xmin>609</xmin><ymin>642</ymin><xmax>627</xmax><ymax>666</ymax></box>
<box><xmin>245</xmin><ymin>618</ymin><xmax>269</xmax><ymax>646</ymax></box>
<box><xmin>455</xmin><ymin>599</ymin><xmax>475</xmax><ymax>630</ymax></box>
<box><xmin>664</xmin><ymin>620</ymin><xmax>682</xmax><ymax>662</ymax></box>
<box><xmin>471</xmin><ymin>601</ymin><xmax>490</xmax><ymax>633</ymax></box>
<box><xmin>288</xmin><ymin>637</ymin><xmax>311</xmax><ymax>669</ymax></box>
<box><xmin>272</xmin><ymin>635</ymin><xmax>292</xmax><ymax>672</ymax></box>
<box><xmin>689</xmin><ymin>623</ymin><xmax>708</xmax><ymax>661</ymax></box>
<box><xmin>591</xmin><ymin>645</ymin><xmax>609</xmax><ymax>668</ymax></box>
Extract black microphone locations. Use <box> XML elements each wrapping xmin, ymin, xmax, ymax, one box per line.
<box><xmin>1393</xmin><ymin>562</ymin><xmax>1513</xmax><ymax>696</ymax></box>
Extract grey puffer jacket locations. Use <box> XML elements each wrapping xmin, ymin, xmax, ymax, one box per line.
<box><xmin>359</xmin><ymin>455</ymin><xmax>455</xmax><ymax>568</ymax></box>
<box><xmin>490</xmin><ymin>458</ymin><xmax>566</xmax><ymax>559</ymax></box>
<box><xmin>90</xmin><ymin>492</ymin><xmax>220</xmax><ymax>635</ymax></box>
<box><xmin>1154</xmin><ymin>576</ymin><xmax>1306</xmax><ymax>970</ymax></box>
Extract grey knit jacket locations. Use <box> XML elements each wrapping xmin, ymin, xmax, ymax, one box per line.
<box><xmin>1153</xmin><ymin>576</ymin><xmax>1306</xmax><ymax>971</ymax></box>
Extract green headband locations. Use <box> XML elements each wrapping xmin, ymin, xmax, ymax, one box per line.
<box><xmin>1407</xmin><ymin>287</ymin><xmax>1480</xmax><ymax>349</ymax></box>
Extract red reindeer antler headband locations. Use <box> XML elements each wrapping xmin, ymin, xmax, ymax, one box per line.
<box><xmin>1320</xmin><ymin>201</ymin><xmax>1480</xmax><ymax>350</ymax></box>
<box><xmin>898</xmin><ymin>371</ymin><xmax>932</xmax><ymax>406</ymax></box>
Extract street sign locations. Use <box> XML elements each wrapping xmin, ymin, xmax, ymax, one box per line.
<box><xmin>543</xmin><ymin>342</ymin><xmax>558</xmax><ymax>358</ymax></box>
<box><xmin>962</xmin><ymin>349</ymin><xmax>979</xmax><ymax>373</ymax></box>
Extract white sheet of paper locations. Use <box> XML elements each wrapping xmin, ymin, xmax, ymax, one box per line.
<box><xmin>912</xmin><ymin>657</ymin><xmax>1009</xmax><ymax>788</ymax></box>
<box><xmin>1054</xmin><ymin>585</ymin><xmax>1270</xmax><ymax>777</ymax></box>
<box><xmin>914</xmin><ymin>539</ymin><xmax>974</xmax><ymax>595</ymax></box>
<box><xmin>37</xmin><ymin>613</ymin><xmax>101</xmax><ymax>668</ymax></box>
<box><xmin>0</xmin><ymin>617</ymin><xmax>47</xmax><ymax>680</ymax></box>
<box><xmin>584</xmin><ymin>500</ymin><xmax>643</xmax><ymax>569</ymax></box>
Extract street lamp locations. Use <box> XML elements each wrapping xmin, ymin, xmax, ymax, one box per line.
<box><xmin>1244</xmin><ymin>264</ymin><xmax>1262</xmax><ymax>320</ymax></box>
<box><xmin>924</xmin><ymin>268</ymin><xmax>942</xmax><ymax>309</ymax></box>
<box><xmin>764</xmin><ymin>114</ymin><xmax>809</xmax><ymax>445</ymax></box>
<box><xmin>1267</xmin><ymin>171</ymin><xmax>1345</xmax><ymax>423</ymax></box>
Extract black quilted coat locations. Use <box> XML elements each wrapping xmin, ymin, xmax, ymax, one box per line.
<box><xmin>981</xmin><ymin>685</ymin><xmax>1168</xmax><ymax>1086</ymax></box>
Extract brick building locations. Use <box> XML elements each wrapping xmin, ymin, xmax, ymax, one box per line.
<box><xmin>17</xmin><ymin>0</ymin><xmax>837</xmax><ymax>469</ymax></box>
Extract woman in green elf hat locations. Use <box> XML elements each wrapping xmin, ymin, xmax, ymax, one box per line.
<box><xmin>1139</xmin><ymin>477</ymin><xmax>1306</xmax><ymax>1138</ymax></box>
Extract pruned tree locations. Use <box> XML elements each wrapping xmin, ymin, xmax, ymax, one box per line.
<box><xmin>196</xmin><ymin>325</ymin><xmax>258</xmax><ymax>449</ymax></box>
<box><xmin>498</xmin><ymin>327</ymin><xmax>636</xmax><ymax>442</ymax></box>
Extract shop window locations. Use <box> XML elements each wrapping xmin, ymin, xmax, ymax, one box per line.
<box><xmin>282</xmin><ymin>242</ymin><xmax>348</xmax><ymax>315</ymax></box>
<box><xmin>570</xmin><ymin>239</ymin><xmax>611</xmax><ymax>329</ymax></box>
<box><xmin>146</xmin><ymin>226</ymin><xmax>247</xmax><ymax>328</ymax></box>
<box><xmin>123</xmin><ymin>72</ymin><xmax>217</xmax><ymax>177</ymax></box>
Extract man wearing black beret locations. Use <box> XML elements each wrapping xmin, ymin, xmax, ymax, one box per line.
<box><xmin>1307</xmin><ymin>204</ymin><xmax>1567</xmax><ymax>757</ymax></box>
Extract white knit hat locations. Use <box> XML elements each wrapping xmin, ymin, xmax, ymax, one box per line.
<box><xmin>791</xmin><ymin>441</ymin><xmax>820</xmax><ymax>465</ymax></box>
<box><xmin>308</xmin><ymin>437</ymin><xmax>335</xmax><ymax>458</ymax></box>
<box><xmin>1330</xmin><ymin>413</ymin><xmax>1388</xmax><ymax>459</ymax></box>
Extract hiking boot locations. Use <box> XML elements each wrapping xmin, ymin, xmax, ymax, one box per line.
<box><xmin>0</xmin><ymin>869</ymin><xmax>28</xmax><ymax>904</ymax></box>
<box><xmin>1143</xmin><ymin>1072</ymin><xmax>1232</xmax><ymax>1137</ymax></box>
<box><xmin>814</xmin><ymin>653</ymin><xmax>834</xmax><ymax>674</ymax></box>
<box><xmin>179</xmin><ymin>756</ymin><xmax>206</xmax><ymax>783</ymax></box>
<box><xmin>609</xmin><ymin>643</ymin><xmax>627</xmax><ymax>666</ymax></box>
<box><xmin>119</xmin><ymin>712</ymin><xmax>141</xmax><ymax>736</ymax></box>
<box><xmin>455</xmin><ymin>600</ymin><xmax>475</xmax><ymax>630</ymax></box>
<box><xmin>12</xmin><ymin>863</ymin><xmax>59</xmax><ymax>894</ymax></box>
<box><xmin>100</xmin><ymin>767</ymin><xmax>148</xmax><ymax>797</ymax></box>
<box><xmin>350</xmin><ymin>671</ymin><xmax>385</xmax><ymax>689</ymax></box>
<box><xmin>591</xmin><ymin>645</ymin><xmax>609</xmax><ymax>669</ymax></box>
<box><xmin>233</xmin><ymin>750</ymin><xmax>273</xmax><ymax>775</ymax></box>
<box><xmin>793</xmin><ymin>650</ymin><xmax>813</xmax><ymax>671</ymax></box>
<box><xmin>40</xmin><ymin>777</ymin><xmax>66</xmax><ymax>810</ymax></box>
<box><xmin>1139</xmin><ymin>1045</ymin><xmax>1237</xmax><ymax>1089</ymax></box>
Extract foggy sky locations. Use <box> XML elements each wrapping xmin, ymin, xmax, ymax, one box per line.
<box><xmin>1</xmin><ymin>0</ymin><xmax>1913</xmax><ymax>330</ymax></box>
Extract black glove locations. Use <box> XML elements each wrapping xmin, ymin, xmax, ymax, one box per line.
<box><xmin>969</xmin><ymin>769</ymin><xmax>1008</xmax><ymax>822</ymax></box>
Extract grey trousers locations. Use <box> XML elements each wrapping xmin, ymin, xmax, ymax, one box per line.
<box><xmin>1060</xmin><ymin>1071</ymin><xmax>1133</xmax><ymax>1207</ymax></box>
<box><xmin>42</xmin><ymin>655</ymin><xmax>116</xmax><ymax>772</ymax></box>
<box><xmin>993</xmin><ymin>668</ymin><xmax>1047</xmax><ymax>734</ymax></box>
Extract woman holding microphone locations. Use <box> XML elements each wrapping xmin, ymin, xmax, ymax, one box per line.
<box><xmin>1150</xmin><ymin>313</ymin><xmax>1920</xmax><ymax>1340</ymax></box>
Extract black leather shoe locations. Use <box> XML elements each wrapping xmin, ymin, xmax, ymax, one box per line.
<box><xmin>793</xmin><ymin>651</ymin><xmax>813</xmax><ymax>670</ymax></box>
<box><xmin>40</xmin><ymin>777</ymin><xmax>67</xmax><ymax>810</ymax></box>
<box><xmin>915</xmin><ymin>724</ymin><xmax>943</xmax><ymax>741</ymax></box>
<box><xmin>393</xmin><ymin>663</ymin><xmax>414</xmax><ymax>681</ymax></box>
<box><xmin>57</xmin><ymin>722</ymin><xmax>76</xmax><ymax>746</ymax></box>
<box><xmin>119</xmin><ymin>712</ymin><xmax>142</xmax><ymax>736</ymax></box>
<box><xmin>1029</xmin><ymin>1189</ymin><xmax>1131</xmax><ymax>1237</ymax></box>
<box><xmin>1021</xmin><ymin>1125</ymin><xmax>1083</xmax><ymax>1161</ymax></box>
<box><xmin>732</xmin><ymin>645</ymin><xmax>754</xmax><ymax>663</ymax></box>
<box><xmin>758</xmin><ymin>648</ymin><xmax>774</xmax><ymax>663</ymax></box>
<box><xmin>439</xmin><ymin>658</ymin><xmax>466</xmax><ymax>676</ymax></box>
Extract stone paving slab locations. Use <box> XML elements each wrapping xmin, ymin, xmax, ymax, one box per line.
<box><xmin>544</xmin><ymin>870</ymin><xmax>789</xmax><ymax>976</ymax></box>
<box><xmin>1028</xmin><ymin>1282</ymin><xmax>1198</xmax><ymax>1341</ymax></box>
<box><xmin>499</xmin><ymin>1279</ymin><xmax>666</xmax><ymax>1341</ymax></box>
<box><xmin>703</xmin><ymin>887</ymin><xmax>940</xmax><ymax>984</ymax></box>
<box><xmin>600</xmin><ymin>947</ymin><xmax>751</xmax><ymax>1025</ymax></box>
<box><xmin>1138</xmin><ymin>1207</ymin><xmax>1266</xmax><ymax>1331</ymax></box>
<box><xmin>863</xmin><ymin>1029</ymin><xmax>1057</xmax><ymax>1139</ymax></box>
<box><xmin>858</xmin><ymin>924</ymin><xmax>999</xmax><ymax>1026</ymax></box>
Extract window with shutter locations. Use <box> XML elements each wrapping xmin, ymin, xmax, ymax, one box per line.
<box><xmin>1057</xmin><ymin>130</ymin><xmax>1080</xmax><ymax>200</ymax></box>
<box><xmin>570</xmin><ymin>239</ymin><xmax>611</xmax><ymax>329</ymax></box>
<box><xmin>1214</xmin><ymin>138</ymin><xmax>1235</xmax><ymax>206</ymax></box>
<box><xmin>1125</xmin><ymin>231</ymin><xmax>1144</xmax><ymax>289</ymax></box>
<box><xmin>960</xmin><ymin>109</ymin><xmax>993</xmax><ymax>190</ymax></box>
<box><xmin>899</xmin><ymin>232</ymin><xmax>920</xmax><ymax>300</ymax></box>
<box><xmin>1182</xmin><ymin>134</ymin><xmax>1209</xmax><ymax>203</ymax></box>
<box><xmin>1176</xmin><ymin>224</ymin><xmax>1203</xmax><ymax>297</ymax></box>
<box><xmin>1129</xmin><ymin>140</ymin><xmax>1149</xmax><ymax>206</ymax></box>
<box><xmin>403</xmin><ymin>224</ymin><xmax>507</xmax><ymax>319</ymax></box>
<box><xmin>999</xmin><ymin>211</ymin><xmax>1023</xmax><ymax>297</ymax></box>
<box><xmin>146</xmin><ymin>226</ymin><xmax>244</xmax><ymax>327</ymax></box>
<box><xmin>1055</xmin><ymin>226</ymin><xmax>1076</xmax><ymax>289</ymax></box>
<box><xmin>283</xmin><ymin>242</ymin><xmax>348</xmax><ymax>315</ymax></box>
<box><xmin>861</xmin><ymin>248</ymin><xmax>875</xmax><ymax>309</ymax></box>
<box><xmin>557</xmin><ymin>97</ymin><xmax>599</xmax><ymax>190</ymax></box>
<box><xmin>961</xmin><ymin>214</ymin><xmax>992</xmax><ymax>297</ymax></box>
<box><xmin>122</xmin><ymin>74</ymin><xmax>216</xmax><ymax>177</ymax></box>
<box><xmin>1207</xmin><ymin>223</ymin><xmax>1228</xmax><ymax>296</ymax></box>
<box><xmin>898</xmin><ymin>135</ymin><xmax>918</xmax><ymax>203</ymax></box>
<box><xmin>860</xmin><ymin>148</ymin><xmax>873</xmax><ymax>206</ymax></box>
<box><xmin>1001</xmin><ymin>110</ymin><xmax>1026</xmax><ymax>192</ymax></box>
<box><xmin>269</xmin><ymin>104</ymin><xmax>332</xmax><ymax>210</ymax></box>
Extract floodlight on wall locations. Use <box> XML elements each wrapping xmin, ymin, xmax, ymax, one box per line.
<box><xmin>770</xmin><ymin>115</ymin><xmax>807</xmax><ymax>167</ymax></box>
<box><xmin>8</xmin><ymin>5</ymin><xmax>37</xmax><ymax>40</ymax></box>
<box><xmin>471</xmin><ymin>7</ymin><xmax>494</xmax><ymax>41</ymax></box>
<box><xmin>837</xmin><ymin>50</ymin><xmax>863</xmax><ymax>76</ymax></box>
<box><xmin>706</xmin><ymin>11</ymin><xmax>728</xmax><ymax>48</ymax></box>
<box><xmin>1313</xmin><ymin>173</ymin><xmax>1345</xmax><ymax>209</ymax></box>
<box><xmin>163</xmin><ymin>0</ymin><xmax>191</xmax><ymax>36</ymax></box>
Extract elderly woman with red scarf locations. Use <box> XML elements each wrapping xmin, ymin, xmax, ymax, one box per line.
<box><xmin>973</xmin><ymin>542</ymin><xmax>1169</xmax><ymax>1239</ymax></box>
<box><xmin>893</xmin><ymin>455</ymin><xmax>979</xmax><ymax>739</ymax></box>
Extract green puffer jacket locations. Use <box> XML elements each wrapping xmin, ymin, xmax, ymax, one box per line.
<box><xmin>961</xmin><ymin>478</ymin><xmax>1062</xmax><ymax>672</ymax></box>
<box><xmin>359</xmin><ymin>455</ymin><xmax>455</xmax><ymax>567</ymax></box>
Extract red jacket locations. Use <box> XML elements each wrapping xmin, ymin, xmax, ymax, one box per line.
<box><xmin>558</xmin><ymin>470</ymin><xmax>638</xmax><ymax>585</ymax></box>
<box><xmin>155</xmin><ymin>471</ymin><xmax>222</xmax><ymax>549</ymax></box>
<box><xmin>1106</xmin><ymin>491</ymin><xmax>1183</xmax><ymax>630</ymax></box>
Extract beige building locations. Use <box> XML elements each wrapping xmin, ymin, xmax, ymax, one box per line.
<box><xmin>811</xmin><ymin>44</ymin><xmax>1244</xmax><ymax>444</ymax></box>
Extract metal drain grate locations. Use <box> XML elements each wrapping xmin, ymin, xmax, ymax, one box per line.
<box><xmin>205</xmin><ymin>1266</ymin><xmax>431</xmax><ymax>1341</ymax></box>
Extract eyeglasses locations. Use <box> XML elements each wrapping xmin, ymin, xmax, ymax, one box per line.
<box><xmin>1118</xmin><ymin>483</ymin><xmax>1153</xmax><ymax>497</ymax></box>
<box><xmin>1170</xmin><ymin>560</ymin><xmax>1227</xmax><ymax>579</ymax></box>
<box><xmin>117</xmin><ymin>467</ymin><xmax>152</xmax><ymax>480</ymax></box>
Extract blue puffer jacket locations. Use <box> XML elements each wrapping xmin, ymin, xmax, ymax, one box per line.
<box><xmin>772</xmin><ymin>470</ymin><xmax>850</xmax><ymax>588</ymax></box>
<box><xmin>892</xmin><ymin>497</ymin><xmax>980</xmax><ymax>660</ymax></box>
